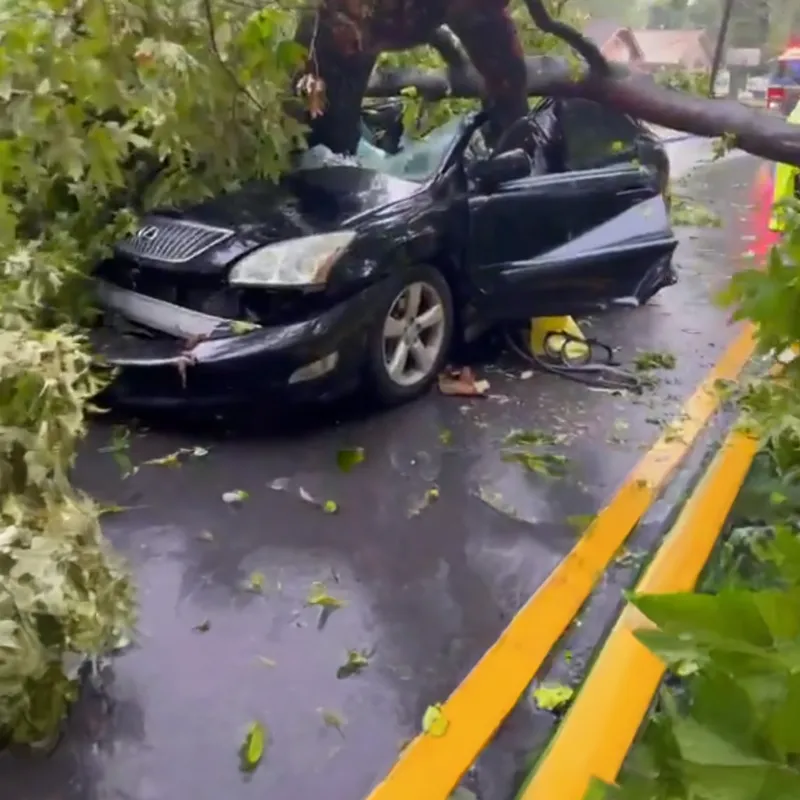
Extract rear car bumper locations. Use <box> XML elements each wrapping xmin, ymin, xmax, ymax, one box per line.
<box><xmin>91</xmin><ymin>279</ymin><xmax>391</xmax><ymax>410</ymax></box>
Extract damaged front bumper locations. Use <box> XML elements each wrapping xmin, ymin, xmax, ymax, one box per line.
<box><xmin>91</xmin><ymin>279</ymin><xmax>387</xmax><ymax>410</ymax></box>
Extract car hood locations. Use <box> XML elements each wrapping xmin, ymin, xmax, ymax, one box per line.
<box><xmin>116</xmin><ymin>166</ymin><xmax>422</xmax><ymax>272</ymax></box>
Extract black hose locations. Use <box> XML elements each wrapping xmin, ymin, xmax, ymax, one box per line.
<box><xmin>503</xmin><ymin>326</ymin><xmax>643</xmax><ymax>392</ymax></box>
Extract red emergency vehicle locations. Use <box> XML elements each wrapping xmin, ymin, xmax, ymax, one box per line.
<box><xmin>766</xmin><ymin>40</ymin><xmax>800</xmax><ymax>116</ymax></box>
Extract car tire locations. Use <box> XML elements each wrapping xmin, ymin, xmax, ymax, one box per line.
<box><xmin>364</xmin><ymin>265</ymin><xmax>454</xmax><ymax>406</ymax></box>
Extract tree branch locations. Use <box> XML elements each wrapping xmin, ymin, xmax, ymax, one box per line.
<box><xmin>426</xmin><ymin>25</ymin><xmax>471</xmax><ymax>75</ymax></box>
<box><xmin>366</xmin><ymin>56</ymin><xmax>800</xmax><ymax>166</ymax></box>
<box><xmin>519</xmin><ymin>0</ymin><xmax>609</xmax><ymax>75</ymax></box>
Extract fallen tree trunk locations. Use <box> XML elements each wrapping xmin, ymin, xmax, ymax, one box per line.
<box><xmin>365</xmin><ymin>56</ymin><xmax>800</xmax><ymax>166</ymax></box>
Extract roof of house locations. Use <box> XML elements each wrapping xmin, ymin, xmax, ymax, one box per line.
<box><xmin>583</xmin><ymin>20</ymin><xmax>625</xmax><ymax>48</ymax></box>
<box><xmin>631</xmin><ymin>29</ymin><xmax>711</xmax><ymax>65</ymax></box>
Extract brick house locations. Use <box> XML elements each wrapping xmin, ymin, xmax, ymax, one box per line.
<box><xmin>631</xmin><ymin>29</ymin><xmax>715</xmax><ymax>72</ymax></box>
<box><xmin>583</xmin><ymin>21</ymin><xmax>644</xmax><ymax>64</ymax></box>
<box><xmin>583</xmin><ymin>22</ymin><xmax>714</xmax><ymax>73</ymax></box>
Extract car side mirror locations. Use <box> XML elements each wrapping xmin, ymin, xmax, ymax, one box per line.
<box><xmin>468</xmin><ymin>148</ymin><xmax>531</xmax><ymax>190</ymax></box>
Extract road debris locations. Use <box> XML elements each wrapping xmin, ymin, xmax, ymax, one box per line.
<box><xmin>337</xmin><ymin>447</ymin><xmax>365</xmax><ymax>472</ymax></box>
<box><xmin>337</xmin><ymin>648</ymin><xmax>371</xmax><ymax>679</ymax></box>
<box><xmin>531</xmin><ymin>683</ymin><xmax>575</xmax><ymax>712</ymax></box>
<box><xmin>438</xmin><ymin>366</ymin><xmax>490</xmax><ymax>397</ymax></box>
<box><xmin>421</xmin><ymin>703</ymin><xmax>449</xmax><ymax>737</ymax></box>
<box><xmin>222</xmin><ymin>489</ymin><xmax>249</xmax><ymax>504</ymax></box>
<box><xmin>239</xmin><ymin>721</ymin><xmax>267</xmax><ymax>772</ymax></box>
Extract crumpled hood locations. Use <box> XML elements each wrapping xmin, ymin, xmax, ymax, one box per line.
<box><xmin>115</xmin><ymin>166</ymin><xmax>421</xmax><ymax>273</ymax></box>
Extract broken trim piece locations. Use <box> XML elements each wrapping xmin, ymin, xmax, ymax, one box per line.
<box><xmin>95</xmin><ymin>280</ymin><xmax>259</xmax><ymax>340</ymax></box>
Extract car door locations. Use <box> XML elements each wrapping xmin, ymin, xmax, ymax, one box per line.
<box><xmin>467</xmin><ymin>164</ymin><xmax>676</xmax><ymax>321</ymax></box>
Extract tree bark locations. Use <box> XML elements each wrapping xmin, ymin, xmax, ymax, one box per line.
<box><xmin>366</xmin><ymin>55</ymin><xmax>800</xmax><ymax>166</ymax></box>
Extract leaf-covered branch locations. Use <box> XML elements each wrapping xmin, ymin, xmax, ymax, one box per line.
<box><xmin>366</xmin><ymin>54</ymin><xmax>800</xmax><ymax>166</ymax></box>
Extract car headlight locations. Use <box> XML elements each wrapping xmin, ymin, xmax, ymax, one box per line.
<box><xmin>228</xmin><ymin>231</ymin><xmax>355</xmax><ymax>288</ymax></box>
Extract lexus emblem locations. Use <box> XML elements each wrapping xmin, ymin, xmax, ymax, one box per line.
<box><xmin>135</xmin><ymin>225</ymin><xmax>160</xmax><ymax>241</ymax></box>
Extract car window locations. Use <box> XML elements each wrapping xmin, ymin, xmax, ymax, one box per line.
<box><xmin>560</xmin><ymin>99</ymin><xmax>639</xmax><ymax>171</ymax></box>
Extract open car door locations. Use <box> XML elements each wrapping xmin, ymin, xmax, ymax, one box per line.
<box><xmin>466</xmin><ymin>161</ymin><xmax>677</xmax><ymax>321</ymax></box>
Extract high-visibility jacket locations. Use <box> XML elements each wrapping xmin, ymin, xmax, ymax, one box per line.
<box><xmin>770</xmin><ymin>100</ymin><xmax>800</xmax><ymax>231</ymax></box>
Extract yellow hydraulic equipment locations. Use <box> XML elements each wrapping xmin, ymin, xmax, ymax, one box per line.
<box><xmin>529</xmin><ymin>315</ymin><xmax>590</xmax><ymax>365</ymax></box>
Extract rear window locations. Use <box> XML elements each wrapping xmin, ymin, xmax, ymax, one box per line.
<box><xmin>772</xmin><ymin>60</ymin><xmax>800</xmax><ymax>84</ymax></box>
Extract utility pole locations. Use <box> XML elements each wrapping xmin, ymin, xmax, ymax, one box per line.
<box><xmin>709</xmin><ymin>0</ymin><xmax>735</xmax><ymax>97</ymax></box>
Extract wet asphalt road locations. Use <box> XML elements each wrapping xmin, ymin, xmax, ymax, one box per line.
<box><xmin>3</xmin><ymin>144</ymin><xmax>764</xmax><ymax>800</ymax></box>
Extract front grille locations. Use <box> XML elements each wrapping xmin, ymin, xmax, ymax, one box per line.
<box><xmin>115</xmin><ymin>218</ymin><xmax>233</xmax><ymax>264</ymax></box>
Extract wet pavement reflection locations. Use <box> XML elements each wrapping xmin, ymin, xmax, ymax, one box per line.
<box><xmin>2</xmin><ymin>147</ymin><xmax>763</xmax><ymax>800</ymax></box>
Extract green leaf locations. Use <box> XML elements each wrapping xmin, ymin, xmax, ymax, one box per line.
<box><xmin>531</xmin><ymin>683</ymin><xmax>574</xmax><ymax>712</ymax></box>
<box><xmin>319</xmin><ymin>707</ymin><xmax>346</xmax><ymax>736</ymax></box>
<box><xmin>246</xmin><ymin>572</ymin><xmax>265</xmax><ymax>593</ymax></box>
<box><xmin>336</xmin><ymin>447</ymin><xmax>365</xmax><ymax>472</ymax></box>
<box><xmin>336</xmin><ymin>649</ymin><xmax>370</xmax><ymax>679</ymax></box>
<box><xmin>239</xmin><ymin>721</ymin><xmax>267</xmax><ymax>771</ymax></box>
<box><xmin>306</xmin><ymin>582</ymin><xmax>345</xmax><ymax>609</ymax></box>
<box><xmin>222</xmin><ymin>489</ymin><xmax>249</xmax><ymax>504</ymax></box>
<box><xmin>421</xmin><ymin>703</ymin><xmax>449</xmax><ymax>737</ymax></box>
<box><xmin>671</xmin><ymin>715</ymin><xmax>770</xmax><ymax>768</ymax></box>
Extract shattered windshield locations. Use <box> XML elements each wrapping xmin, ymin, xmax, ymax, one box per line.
<box><xmin>298</xmin><ymin>116</ymin><xmax>472</xmax><ymax>183</ymax></box>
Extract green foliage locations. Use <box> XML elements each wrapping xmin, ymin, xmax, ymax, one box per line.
<box><xmin>585</xmin><ymin>180</ymin><xmax>800</xmax><ymax>799</ymax></box>
<box><xmin>654</xmin><ymin>68</ymin><xmax>710</xmax><ymax>97</ymax></box>
<box><xmin>0</xmin><ymin>0</ymin><xmax>307</xmax><ymax>745</ymax></box>
<box><xmin>596</xmin><ymin>532</ymin><xmax>800</xmax><ymax>799</ymax></box>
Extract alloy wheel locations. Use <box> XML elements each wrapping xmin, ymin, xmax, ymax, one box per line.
<box><xmin>381</xmin><ymin>281</ymin><xmax>446</xmax><ymax>387</ymax></box>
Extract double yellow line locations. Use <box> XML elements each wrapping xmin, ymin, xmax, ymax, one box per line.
<box><xmin>521</xmin><ymin>344</ymin><xmax>795</xmax><ymax>799</ymax></box>
<box><xmin>366</xmin><ymin>324</ymin><xmax>758</xmax><ymax>800</ymax></box>
<box><xmin>520</xmin><ymin>425</ymin><xmax>759</xmax><ymax>799</ymax></box>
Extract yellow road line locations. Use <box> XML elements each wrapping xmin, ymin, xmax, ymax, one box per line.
<box><xmin>521</xmin><ymin>425</ymin><xmax>759</xmax><ymax>800</ymax></box>
<box><xmin>365</xmin><ymin>324</ymin><xmax>756</xmax><ymax>800</ymax></box>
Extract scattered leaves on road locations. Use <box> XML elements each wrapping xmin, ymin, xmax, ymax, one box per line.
<box><xmin>439</xmin><ymin>428</ymin><xmax>453</xmax><ymax>445</ymax></box>
<box><xmin>503</xmin><ymin>450</ymin><xmax>569</xmax><ymax>477</ymax></box>
<box><xmin>501</xmin><ymin>428</ymin><xmax>570</xmax><ymax>478</ymax></box>
<box><xmin>634</xmin><ymin>351</ymin><xmax>677</xmax><ymax>372</ymax></box>
<box><xmin>306</xmin><ymin>581</ymin><xmax>344</xmax><ymax>609</ymax></box>
<box><xmin>503</xmin><ymin>429</ymin><xmax>563</xmax><ymax>447</ymax></box>
<box><xmin>239</xmin><ymin>721</ymin><xmax>267</xmax><ymax>772</ymax></box>
<box><xmin>222</xmin><ymin>489</ymin><xmax>249</xmax><ymax>504</ymax></box>
<box><xmin>421</xmin><ymin>703</ymin><xmax>449</xmax><ymax>737</ymax></box>
<box><xmin>193</xmin><ymin>619</ymin><xmax>211</xmax><ymax>633</ymax></box>
<box><xmin>670</xmin><ymin>196</ymin><xmax>721</xmax><ymax>228</ymax></box>
<box><xmin>531</xmin><ymin>683</ymin><xmax>575</xmax><ymax>712</ymax></box>
<box><xmin>245</xmin><ymin>572</ymin><xmax>266</xmax><ymax>593</ymax></box>
<box><xmin>269</xmin><ymin>478</ymin><xmax>340</xmax><ymax>513</ymax></box>
<box><xmin>257</xmin><ymin>656</ymin><xmax>277</xmax><ymax>668</ymax></box>
<box><xmin>408</xmin><ymin>486</ymin><xmax>440</xmax><ymax>518</ymax></box>
<box><xmin>319</xmin><ymin>707</ymin><xmax>347</xmax><ymax>737</ymax></box>
<box><xmin>337</xmin><ymin>648</ymin><xmax>372</xmax><ymax>679</ymax></box>
<box><xmin>307</xmin><ymin>581</ymin><xmax>345</xmax><ymax>629</ymax></box>
<box><xmin>337</xmin><ymin>447</ymin><xmax>365</xmax><ymax>472</ymax></box>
